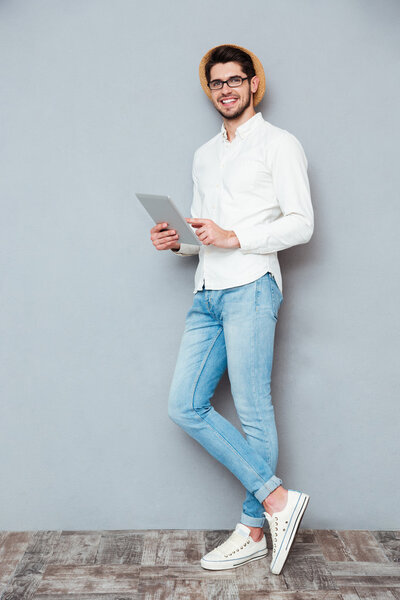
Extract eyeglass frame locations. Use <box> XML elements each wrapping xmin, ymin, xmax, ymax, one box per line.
<box><xmin>207</xmin><ymin>75</ymin><xmax>251</xmax><ymax>91</ymax></box>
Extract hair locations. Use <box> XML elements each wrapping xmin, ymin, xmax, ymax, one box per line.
<box><xmin>204</xmin><ymin>45</ymin><xmax>256</xmax><ymax>84</ymax></box>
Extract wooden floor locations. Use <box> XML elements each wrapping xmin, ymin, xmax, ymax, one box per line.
<box><xmin>0</xmin><ymin>529</ymin><xmax>399</xmax><ymax>599</ymax></box>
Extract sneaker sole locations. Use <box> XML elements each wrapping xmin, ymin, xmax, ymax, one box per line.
<box><xmin>270</xmin><ymin>492</ymin><xmax>310</xmax><ymax>575</ymax></box>
<box><xmin>201</xmin><ymin>548</ymin><xmax>268</xmax><ymax>571</ymax></box>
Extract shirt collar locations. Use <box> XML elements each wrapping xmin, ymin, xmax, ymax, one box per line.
<box><xmin>221</xmin><ymin>111</ymin><xmax>263</xmax><ymax>142</ymax></box>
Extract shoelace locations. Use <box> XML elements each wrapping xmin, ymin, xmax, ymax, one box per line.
<box><xmin>215</xmin><ymin>531</ymin><xmax>252</xmax><ymax>558</ymax></box>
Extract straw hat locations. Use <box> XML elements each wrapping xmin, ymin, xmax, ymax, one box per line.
<box><xmin>199</xmin><ymin>44</ymin><xmax>266</xmax><ymax>106</ymax></box>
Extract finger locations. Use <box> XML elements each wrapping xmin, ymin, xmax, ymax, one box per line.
<box><xmin>154</xmin><ymin>233</ymin><xmax>179</xmax><ymax>247</ymax></box>
<box><xmin>187</xmin><ymin>218</ymin><xmax>208</xmax><ymax>225</ymax></box>
<box><xmin>156</xmin><ymin>238</ymin><xmax>178</xmax><ymax>250</ymax></box>
<box><xmin>195</xmin><ymin>226</ymin><xmax>206</xmax><ymax>235</ymax></box>
<box><xmin>152</xmin><ymin>229</ymin><xmax>177</xmax><ymax>241</ymax></box>
<box><xmin>154</xmin><ymin>237</ymin><xmax>179</xmax><ymax>249</ymax></box>
<box><xmin>189</xmin><ymin>222</ymin><xmax>203</xmax><ymax>228</ymax></box>
<box><xmin>158</xmin><ymin>229</ymin><xmax>177</xmax><ymax>239</ymax></box>
<box><xmin>151</xmin><ymin>222</ymin><xmax>168</xmax><ymax>233</ymax></box>
<box><xmin>198</xmin><ymin>236</ymin><xmax>209</xmax><ymax>245</ymax></box>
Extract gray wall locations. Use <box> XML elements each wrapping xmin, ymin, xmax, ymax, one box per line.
<box><xmin>1</xmin><ymin>0</ymin><xmax>399</xmax><ymax>531</ymax></box>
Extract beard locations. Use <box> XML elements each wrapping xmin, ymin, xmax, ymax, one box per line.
<box><xmin>215</xmin><ymin>89</ymin><xmax>252</xmax><ymax>120</ymax></box>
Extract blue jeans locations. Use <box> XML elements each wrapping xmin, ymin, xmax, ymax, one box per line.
<box><xmin>168</xmin><ymin>271</ymin><xmax>284</xmax><ymax>528</ymax></box>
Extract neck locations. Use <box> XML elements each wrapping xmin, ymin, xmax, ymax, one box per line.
<box><xmin>223</xmin><ymin>106</ymin><xmax>256</xmax><ymax>142</ymax></box>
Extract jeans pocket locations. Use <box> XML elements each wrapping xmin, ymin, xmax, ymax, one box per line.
<box><xmin>255</xmin><ymin>272</ymin><xmax>276</xmax><ymax>319</ymax></box>
<box><xmin>267</xmin><ymin>272</ymin><xmax>283</xmax><ymax>319</ymax></box>
<box><xmin>269</xmin><ymin>272</ymin><xmax>283</xmax><ymax>300</ymax></box>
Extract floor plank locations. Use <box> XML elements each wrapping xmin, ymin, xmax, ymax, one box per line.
<box><xmin>48</xmin><ymin>532</ymin><xmax>101</xmax><ymax>565</ymax></box>
<box><xmin>235</xmin><ymin>552</ymin><xmax>286</xmax><ymax>593</ymax></box>
<box><xmin>95</xmin><ymin>532</ymin><xmax>144</xmax><ymax>565</ymax></box>
<box><xmin>239</xmin><ymin>593</ymin><xmax>344</xmax><ymax>600</ymax></box>
<box><xmin>137</xmin><ymin>577</ymin><xmax>240</xmax><ymax>600</ymax></box>
<box><xmin>0</xmin><ymin>531</ymin><xmax>61</xmax><ymax>600</ymax></box>
<box><xmin>281</xmin><ymin>546</ymin><xmax>338</xmax><ymax>590</ymax></box>
<box><xmin>337</xmin><ymin>531</ymin><xmax>391</xmax><ymax>563</ymax></box>
<box><xmin>34</xmin><ymin>597</ymin><xmax>136</xmax><ymax>600</ymax></box>
<box><xmin>0</xmin><ymin>532</ymin><xmax>34</xmax><ymax>588</ymax></box>
<box><xmin>141</xmin><ymin>530</ymin><xmax>205</xmax><ymax>567</ymax></box>
<box><xmin>354</xmin><ymin>588</ymin><xmax>398</xmax><ymax>599</ymax></box>
<box><xmin>372</xmin><ymin>532</ymin><xmax>400</xmax><ymax>564</ymax></box>
<box><xmin>34</xmin><ymin>564</ymin><xmax>140</xmax><ymax>595</ymax></box>
<box><xmin>314</xmin><ymin>530</ymin><xmax>350</xmax><ymax>562</ymax></box>
<box><xmin>329</xmin><ymin>560</ymin><xmax>400</xmax><ymax>590</ymax></box>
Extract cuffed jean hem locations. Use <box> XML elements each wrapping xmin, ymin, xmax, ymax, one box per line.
<box><xmin>240</xmin><ymin>513</ymin><xmax>265</xmax><ymax>528</ymax></box>
<box><xmin>254</xmin><ymin>475</ymin><xmax>282</xmax><ymax>504</ymax></box>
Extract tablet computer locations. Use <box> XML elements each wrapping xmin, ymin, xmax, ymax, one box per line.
<box><xmin>136</xmin><ymin>193</ymin><xmax>201</xmax><ymax>246</ymax></box>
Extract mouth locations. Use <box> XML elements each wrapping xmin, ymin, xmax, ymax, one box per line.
<box><xmin>220</xmin><ymin>96</ymin><xmax>238</xmax><ymax>107</ymax></box>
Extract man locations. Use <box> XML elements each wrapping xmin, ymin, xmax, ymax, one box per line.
<box><xmin>150</xmin><ymin>44</ymin><xmax>314</xmax><ymax>575</ymax></box>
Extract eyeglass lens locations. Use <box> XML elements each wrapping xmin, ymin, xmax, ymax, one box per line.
<box><xmin>209</xmin><ymin>76</ymin><xmax>245</xmax><ymax>90</ymax></box>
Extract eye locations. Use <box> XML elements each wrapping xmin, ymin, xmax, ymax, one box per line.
<box><xmin>210</xmin><ymin>80</ymin><xmax>222</xmax><ymax>89</ymax></box>
<box><xmin>229</xmin><ymin>76</ymin><xmax>242</xmax><ymax>85</ymax></box>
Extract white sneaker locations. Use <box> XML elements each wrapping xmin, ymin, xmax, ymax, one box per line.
<box><xmin>200</xmin><ymin>523</ymin><xmax>268</xmax><ymax>571</ymax></box>
<box><xmin>264</xmin><ymin>489</ymin><xmax>310</xmax><ymax>575</ymax></box>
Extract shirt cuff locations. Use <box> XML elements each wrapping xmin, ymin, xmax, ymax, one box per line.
<box><xmin>232</xmin><ymin>225</ymin><xmax>260</xmax><ymax>253</ymax></box>
<box><xmin>170</xmin><ymin>242</ymin><xmax>200</xmax><ymax>257</ymax></box>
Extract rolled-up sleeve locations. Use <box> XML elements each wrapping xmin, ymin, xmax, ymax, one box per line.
<box><xmin>233</xmin><ymin>132</ymin><xmax>314</xmax><ymax>254</ymax></box>
<box><xmin>171</xmin><ymin>152</ymin><xmax>202</xmax><ymax>257</ymax></box>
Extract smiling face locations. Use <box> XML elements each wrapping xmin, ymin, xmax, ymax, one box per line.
<box><xmin>208</xmin><ymin>61</ymin><xmax>259</xmax><ymax>120</ymax></box>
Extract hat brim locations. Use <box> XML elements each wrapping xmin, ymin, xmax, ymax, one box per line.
<box><xmin>199</xmin><ymin>43</ymin><xmax>266</xmax><ymax>106</ymax></box>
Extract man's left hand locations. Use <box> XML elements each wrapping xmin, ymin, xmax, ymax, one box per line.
<box><xmin>186</xmin><ymin>218</ymin><xmax>240</xmax><ymax>249</ymax></box>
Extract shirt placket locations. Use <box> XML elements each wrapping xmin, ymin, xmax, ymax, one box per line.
<box><xmin>201</xmin><ymin>130</ymin><xmax>242</xmax><ymax>290</ymax></box>
<box><xmin>202</xmin><ymin>136</ymin><xmax>239</xmax><ymax>289</ymax></box>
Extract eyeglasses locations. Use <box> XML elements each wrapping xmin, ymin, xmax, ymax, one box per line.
<box><xmin>207</xmin><ymin>76</ymin><xmax>249</xmax><ymax>91</ymax></box>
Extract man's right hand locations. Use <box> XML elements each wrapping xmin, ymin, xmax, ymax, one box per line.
<box><xmin>150</xmin><ymin>222</ymin><xmax>180</xmax><ymax>251</ymax></box>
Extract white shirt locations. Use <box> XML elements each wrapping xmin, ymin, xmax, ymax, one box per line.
<box><xmin>171</xmin><ymin>111</ymin><xmax>314</xmax><ymax>295</ymax></box>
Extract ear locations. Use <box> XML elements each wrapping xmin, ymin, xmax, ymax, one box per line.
<box><xmin>251</xmin><ymin>75</ymin><xmax>260</xmax><ymax>94</ymax></box>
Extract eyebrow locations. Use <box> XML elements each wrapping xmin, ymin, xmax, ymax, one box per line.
<box><xmin>209</xmin><ymin>74</ymin><xmax>244</xmax><ymax>81</ymax></box>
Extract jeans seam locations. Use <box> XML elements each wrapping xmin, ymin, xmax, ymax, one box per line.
<box><xmin>190</xmin><ymin>327</ymin><xmax>274</xmax><ymax>492</ymax></box>
<box><xmin>251</xmin><ymin>277</ymin><xmax>274</xmax><ymax>467</ymax></box>
<box><xmin>267</xmin><ymin>273</ymin><xmax>278</xmax><ymax>320</ymax></box>
<box><xmin>241</xmin><ymin>277</ymin><xmax>276</xmax><ymax>516</ymax></box>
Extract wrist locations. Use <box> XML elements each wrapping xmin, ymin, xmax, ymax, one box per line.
<box><xmin>227</xmin><ymin>230</ymin><xmax>240</xmax><ymax>249</ymax></box>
